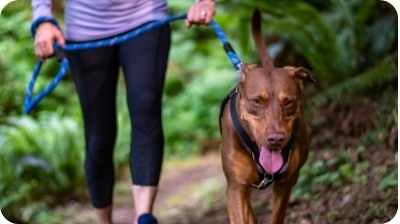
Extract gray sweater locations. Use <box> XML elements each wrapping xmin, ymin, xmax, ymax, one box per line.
<box><xmin>31</xmin><ymin>0</ymin><xmax>169</xmax><ymax>41</ymax></box>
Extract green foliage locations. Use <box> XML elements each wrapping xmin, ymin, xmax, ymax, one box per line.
<box><xmin>292</xmin><ymin>149</ymin><xmax>366</xmax><ymax>199</ymax></box>
<box><xmin>307</xmin><ymin>54</ymin><xmax>398</xmax><ymax>107</ymax></box>
<box><xmin>0</xmin><ymin>113</ymin><xmax>85</xmax><ymax>222</ymax></box>
<box><xmin>163</xmin><ymin>58</ymin><xmax>237</xmax><ymax>158</ymax></box>
<box><xmin>378</xmin><ymin>170</ymin><xmax>398</xmax><ymax>192</ymax></box>
<box><xmin>0</xmin><ymin>4</ymin><xmax>34</xmax><ymax>116</ymax></box>
<box><xmin>261</xmin><ymin>2</ymin><xmax>349</xmax><ymax>82</ymax></box>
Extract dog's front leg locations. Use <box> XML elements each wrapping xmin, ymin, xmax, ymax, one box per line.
<box><xmin>270</xmin><ymin>173</ymin><xmax>298</xmax><ymax>224</ymax></box>
<box><xmin>226</xmin><ymin>183</ymin><xmax>256</xmax><ymax>224</ymax></box>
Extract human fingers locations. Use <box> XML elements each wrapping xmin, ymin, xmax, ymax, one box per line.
<box><xmin>185</xmin><ymin>4</ymin><xmax>196</xmax><ymax>28</ymax></box>
<box><xmin>185</xmin><ymin>0</ymin><xmax>216</xmax><ymax>28</ymax></box>
<box><xmin>34</xmin><ymin>22</ymin><xmax>64</xmax><ymax>59</ymax></box>
<box><xmin>54</xmin><ymin>29</ymin><xmax>66</xmax><ymax>47</ymax></box>
<box><xmin>34</xmin><ymin>34</ymin><xmax>53</xmax><ymax>59</ymax></box>
<box><xmin>200</xmin><ymin>0</ymin><xmax>216</xmax><ymax>24</ymax></box>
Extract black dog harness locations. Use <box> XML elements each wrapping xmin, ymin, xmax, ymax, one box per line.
<box><xmin>219</xmin><ymin>87</ymin><xmax>300</xmax><ymax>190</ymax></box>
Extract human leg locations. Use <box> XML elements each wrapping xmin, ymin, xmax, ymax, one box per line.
<box><xmin>132</xmin><ymin>186</ymin><xmax>158</xmax><ymax>223</ymax></box>
<box><xmin>118</xmin><ymin>23</ymin><xmax>171</xmax><ymax>223</ymax></box>
<box><xmin>94</xmin><ymin>206</ymin><xmax>113</xmax><ymax>224</ymax></box>
<box><xmin>66</xmin><ymin>45</ymin><xmax>120</xmax><ymax>223</ymax></box>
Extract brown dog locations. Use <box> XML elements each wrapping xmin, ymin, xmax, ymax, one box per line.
<box><xmin>219</xmin><ymin>9</ymin><xmax>315</xmax><ymax>224</ymax></box>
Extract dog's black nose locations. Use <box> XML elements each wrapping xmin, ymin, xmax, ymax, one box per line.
<box><xmin>266</xmin><ymin>132</ymin><xmax>285</xmax><ymax>146</ymax></box>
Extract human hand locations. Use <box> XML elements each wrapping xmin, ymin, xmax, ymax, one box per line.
<box><xmin>34</xmin><ymin>22</ymin><xmax>65</xmax><ymax>60</ymax></box>
<box><xmin>185</xmin><ymin>0</ymin><xmax>216</xmax><ymax>28</ymax></box>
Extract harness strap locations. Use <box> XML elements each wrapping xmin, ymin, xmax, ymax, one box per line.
<box><xmin>229</xmin><ymin>89</ymin><xmax>260</xmax><ymax>160</ymax></box>
<box><xmin>219</xmin><ymin>87</ymin><xmax>237</xmax><ymax>133</ymax></box>
<box><xmin>220</xmin><ymin>87</ymin><xmax>300</xmax><ymax>190</ymax></box>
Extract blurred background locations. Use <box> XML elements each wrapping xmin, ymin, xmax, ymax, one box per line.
<box><xmin>0</xmin><ymin>0</ymin><xmax>397</xmax><ymax>223</ymax></box>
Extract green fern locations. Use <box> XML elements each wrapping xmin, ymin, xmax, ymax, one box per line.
<box><xmin>0</xmin><ymin>113</ymin><xmax>86</xmax><ymax>222</ymax></box>
<box><xmin>307</xmin><ymin>53</ymin><xmax>397</xmax><ymax>106</ymax></box>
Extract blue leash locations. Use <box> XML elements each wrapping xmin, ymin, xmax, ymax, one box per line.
<box><xmin>24</xmin><ymin>13</ymin><xmax>242</xmax><ymax>114</ymax></box>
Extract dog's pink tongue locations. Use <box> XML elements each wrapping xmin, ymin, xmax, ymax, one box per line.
<box><xmin>259</xmin><ymin>147</ymin><xmax>283</xmax><ymax>174</ymax></box>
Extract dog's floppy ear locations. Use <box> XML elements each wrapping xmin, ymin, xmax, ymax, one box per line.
<box><xmin>294</xmin><ymin>67</ymin><xmax>316</xmax><ymax>84</ymax></box>
<box><xmin>283</xmin><ymin>66</ymin><xmax>316</xmax><ymax>90</ymax></box>
<box><xmin>240</xmin><ymin>64</ymin><xmax>258</xmax><ymax>82</ymax></box>
<box><xmin>242</xmin><ymin>64</ymin><xmax>258</xmax><ymax>73</ymax></box>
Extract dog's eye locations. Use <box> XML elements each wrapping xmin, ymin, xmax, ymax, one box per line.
<box><xmin>282</xmin><ymin>98</ymin><xmax>297</xmax><ymax>112</ymax></box>
<box><xmin>252</xmin><ymin>98</ymin><xmax>262</xmax><ymax>106</ymax></box>
<box><xmin>284</xmin><ymin>100</ymin><xmax>294</xmax><ymax>108</ymax></box>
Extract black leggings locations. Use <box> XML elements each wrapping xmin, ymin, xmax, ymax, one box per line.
<box><xmin>66</xmin><ymin>23</ymin><xmax>171</xmax><ymax>208</ymax></box>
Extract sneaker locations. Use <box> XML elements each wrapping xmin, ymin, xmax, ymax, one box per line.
<box><xmin>138</xmin><ymin>213</ymin><xmax>158</xmax><ymax>224</ymax></box>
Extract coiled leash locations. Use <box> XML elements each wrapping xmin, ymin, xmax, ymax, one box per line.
<box><xmin>24</xmin><ymin>13</ymin><xmax>242</xmax><ymax>114</ymax></box>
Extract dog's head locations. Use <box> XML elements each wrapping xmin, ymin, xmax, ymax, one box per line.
<box><xmin>237</xmin><ymin>65</ymin><xmax>314</xmax><ymax>147</ymax></box>
<box><xmin>235</xmin><ymin>9</ymin><xmax>316</xmax><ymax>174</ymax></box>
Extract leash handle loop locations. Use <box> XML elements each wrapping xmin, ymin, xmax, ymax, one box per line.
<box><xmin>24</xmin><ymin>58</ymin><xmax>69</xmax><ymax>114</ymax></box>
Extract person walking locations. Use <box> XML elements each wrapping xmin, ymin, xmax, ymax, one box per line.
<box><xmin>31</xmin><ymin>0</ymin><xmax>216</xmax><ymax>223</ymax></box>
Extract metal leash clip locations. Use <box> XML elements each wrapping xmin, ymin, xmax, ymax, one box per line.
<box><xmin>256</xmin><ymin>174</ymin><xmax>274</xmax><ymax>189</ymax></box>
